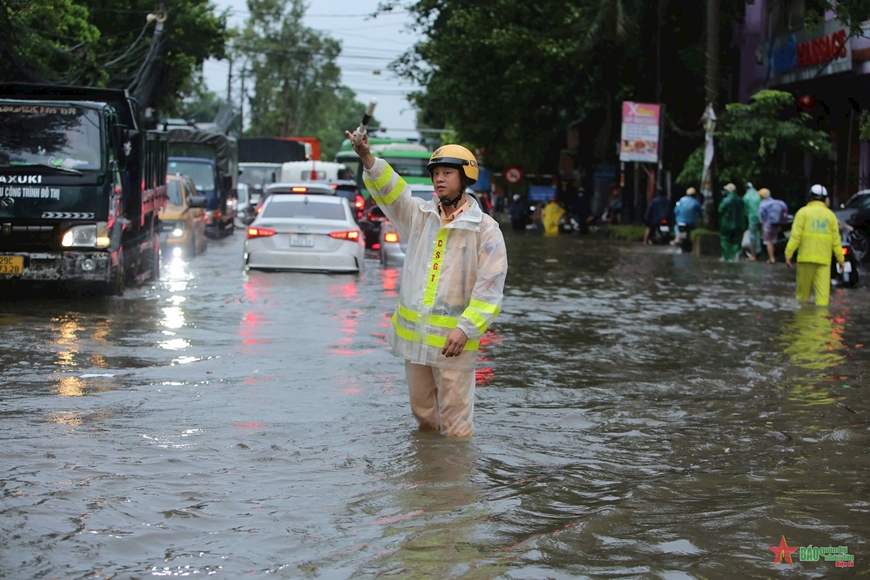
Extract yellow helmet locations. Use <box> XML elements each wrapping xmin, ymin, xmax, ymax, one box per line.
<box><xmin>427</xmin><ymin>144</ymin><xmax>479</xmax><ymax>184</ymax></box>
<box><xmin>686</xmin><ymin>187</ymin><xmax>697</xmax><ymax>195</ymax></box>
<box><xmin>759</xmin><ymin>188</ymin><xmax>770</xmax><ymax>198</ymax></box>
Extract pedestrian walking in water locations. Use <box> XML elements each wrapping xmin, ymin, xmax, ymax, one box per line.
<box><xmin>718</xmin><ymin>183</ymin><xmax>744</xmax><ymax>261</ymax></box>
<box><xmin>346</xmin><ymin>129</ymin><xmax>508</xmax><ymax>437</ymax></box>
<box><xmin>743</xmin><ymin>182</ymin><xmax>762</xmax><ymax>261</ymax></box>
<box><xmin>758</xmin><ymin>187</ymin><xmax>789</xmax><ymax>263</ymax></box>
<box><xmin>542</xmin><ymin>197</ymin><xmax>565</xmax><ymax>236</ymax></box>
<box><xmin>784</xmin><ymin>184</ymin><xmax>844</xmax><ymax>307</ymax></box>
<box><xmin>508</xmin><ymin>194</ymin><xmax>528</xmax><ymax>230</ymax></box>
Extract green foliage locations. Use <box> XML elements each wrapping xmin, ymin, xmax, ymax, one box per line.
<box><xmin>0</xmin><ymin>0</ymin><xmax>228</xmax><ymax>116</ymax></box>
<box><xmin>177</xmin><ymin>75</ymin><xmax>228</xmax><ymax>124</ymax></box>
<box><xmin>805</xmin><ymin>0</ymin><xmax>870</xmax><ymax>38</ymax></box>
<box><xmin>605</xmin><ymin>224</ymin><xmax>646</xmax><ymax>241</ymax></box>
<box><xmin>0</xmin><ymin>0</ymin><xmax>100</xmax><ymax>83</ymax></box>
<box><xmin>677</xmin><ymin>90</ymin><xmax>834</xmax><ymax>195</ymax></box>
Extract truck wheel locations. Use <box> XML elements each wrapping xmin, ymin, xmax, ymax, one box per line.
<box><xmin>109</xmin><ymin>248</ymin><xmax>125</xmax><ymax>296</ymax></box>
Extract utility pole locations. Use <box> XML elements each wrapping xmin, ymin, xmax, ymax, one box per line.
<box><xmin>239</xmin><ymin>66</ymin><xmax>245</xmax><ymax>134</ymax></box>
<box><xmin>226</xmin><ymin>58</ymin><xmax>233</xmax><ymax>105</ymax></box>
<box><xmin>705</xmin><ymin>0</ymin><xmax>719</xmax><ymax>107</ymax></box>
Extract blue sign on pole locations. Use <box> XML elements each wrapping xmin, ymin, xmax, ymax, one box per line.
<box><xmin>475</xmin><ymin>167</ymin><xmax>491</xmax><ymax>192</ymax></box>
<box><xmin>528</xmin><ymin>185</ymin><xmax>557</xmax><ymax>202</ymax></box>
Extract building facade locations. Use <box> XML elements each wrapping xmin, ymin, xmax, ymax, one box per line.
<box><xmin>738</xmin><ymin>0</ymin><xmax>870</xmax><ymax>205</ymax></box>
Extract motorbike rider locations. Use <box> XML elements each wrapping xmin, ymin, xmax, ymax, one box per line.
<box><xmin>642</xmin><ymin>191</ymin><xmax>674</xmax><ymax>245</ymax></box>
<box><xmin>673</xmin><ymin>186</ymin><xmax>704</xmax><ymax>246</ymax></box>
<box><xmin>785</xmin><ymin>184</ymin><xmax>844</xmax><ymax>306</ymax></box>
<box><xmin>346</xmin><ymin>130</ymin><xmax>508</xmax><ymax>437</ymax></box>
<box><xmin>758</xmin><ymin>188</ymin><xmax>789</xmax><ymax>263</ymax></box>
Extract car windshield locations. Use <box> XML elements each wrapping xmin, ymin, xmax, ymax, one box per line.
<box><xmin>845</xmin><ymin>193</ymin><xmax>870</xmax><ymax>210</ymax></box>
<box><xmin>168</xmin><ymin>160</ymin><xmax>215</xmax><ymax>191</ymax></box>
<box><xmin>0</xmin><ymin>104</ymin><xmax>102</xmax><ymax>169</ymax></box>
<box><xmin>262</xmin><ymin>198</ymin><xmax>346</xmax><ymax>220</ymax></box>
<box><xmin>166</xmin><ymin>180</ymin><xmax>184</xmax><ymax>205</ymax></box>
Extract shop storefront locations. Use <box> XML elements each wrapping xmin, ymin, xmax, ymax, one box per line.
<box><xmin>739</xmin><ymin>0</ymin><xmax>870</xmax><ymax>205</ymax></box>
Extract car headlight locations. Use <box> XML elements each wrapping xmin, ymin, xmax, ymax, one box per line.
<box><xmin>169</xmin><ymin>221</ymin><xmax>185</xmax><ymax>238</ymax></box>
<box><xmin>62</xmin><ymin>223</ymin><xmax>110</xmax><ymax>248</ymax></box>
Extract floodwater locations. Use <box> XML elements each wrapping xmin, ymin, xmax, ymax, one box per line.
<box><xmin>1</xmin><ymin>225</ymin><xmax>868</xmax><ymax>579</ymax></box>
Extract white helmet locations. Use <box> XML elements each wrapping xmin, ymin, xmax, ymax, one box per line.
<box><xmin>810</xmin><ymin>184</ymin><xmax>828</xmax><ymax>200</ymax></box>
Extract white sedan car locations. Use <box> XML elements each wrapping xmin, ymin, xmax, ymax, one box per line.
<box><xmin>244</xmin><ymin>193</ymin><xmax>364</xmax><ymax>273</ymax></box>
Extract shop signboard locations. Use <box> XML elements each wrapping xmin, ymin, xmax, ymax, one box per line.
<box><xmin>528</xmin><ymin>185</ymin><xmax>557</xmax><ymax>202</ymax></box>
<box><xmin>763</xmin><ymin>19</ymin><xmax>851</xmax><ymax>86</ymax></box>
<box><xmin>619</xmin><ymin>102</ymin><xmax>661</xmax><ymax>163</ymax></box>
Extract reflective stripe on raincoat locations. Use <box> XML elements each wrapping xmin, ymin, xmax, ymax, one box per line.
<box><xmin>785</xmin><ymin>200</ymin><xmax>844</xmax><ymax>266</ymax></box>
<box><xmin>363</xmin><ymin>159</ymin><xmax>508</xmax><ymax>371</ymax></box>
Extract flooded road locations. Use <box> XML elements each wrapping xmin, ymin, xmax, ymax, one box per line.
<box><xmin>1</xmin><ymin>226</ymin><xmax>868</xmax><ymax>579</ymax></box>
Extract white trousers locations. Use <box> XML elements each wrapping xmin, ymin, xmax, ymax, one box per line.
<box><xmin>404</xmin><ymin>361</ymin><xmax>476</xmax><ymax>437</ymax></box>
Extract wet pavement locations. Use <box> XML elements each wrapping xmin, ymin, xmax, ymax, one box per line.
<box><xmin>1</xmin><ymin>225</ymin><xmax>868</xmax><ymax>579</ymax></box>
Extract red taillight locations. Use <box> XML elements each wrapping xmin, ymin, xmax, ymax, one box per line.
<box><xmin>384</xmin><ymin>232</ymin><xmax>399</xmax><ymax>243</ymax></box>
<box><xmin>355</xmin><ymin>195</ymin><xmax>364</xmax><ymax>209</ymax></box>
<box><xmin>256</xmin><ymin>206</ymin><xmax>263</xmax><ymax>214</ymax></box>
<box><xmin>247</xmin><ymin>227</ymin><xmax>276</xmax><ymax>239</ymax></box>
<box><xmin>291</xmin><ymin>187</ymin><xmax>308</xmax><ymax>193</ymax></box>
<box><xmin>843</xmin><ymin>247</ymin><xmax>849</xmax><ymax>255</ymax></box>
<box><xmin>661</xmin><ymin>219</ymin><xmax>667</xmax><ymax>224</ymax></box>
<box><xmin>329</xmin><ymin>230</ymin><xmax>360</xmax><ymax>241</ymax></box>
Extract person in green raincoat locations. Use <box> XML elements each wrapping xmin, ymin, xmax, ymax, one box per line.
<box><xmin>743</xmin><ymin>182</ymin><xmax>762</xmax><ymax>261</ymax></box>
<box><xmin>718</xmin><ymin>183</ymin><xmax>744</xmax><ymax>261</ymax></box>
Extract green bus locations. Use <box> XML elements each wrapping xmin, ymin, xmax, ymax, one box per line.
<box><xmin>334</xmin><ymin>138</ymin><xmax>432</xmax><ymax>198</ymax></box>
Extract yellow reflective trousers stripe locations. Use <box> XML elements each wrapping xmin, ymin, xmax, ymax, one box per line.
<box><xmin>391</xmin><ymin>312</ymin><xmax>480</xmax><ymax>350</ymax></box>
<box><xmin>422</xmin><ymin>229</ymin><xmax>448</xmax><ymax>307</ymax></box>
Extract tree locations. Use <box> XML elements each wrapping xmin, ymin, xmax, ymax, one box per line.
<box><xmin>0</xmin><ymin>0</ymin><xmax>100</xmax><ymax>83</ymax></box>
<box><xmin>0</xmin><ymin>0</ymin><xmax>228</xmax><ymax>118</ymax></box>
<box><xmin>177</xmin><ymin>75</ymin><xmax>228</xmax><ymax>124</ymax></box>
<box><xmin>677</xmin><ymin>90</ymin><xmax>834</xmax><ymax>207</ymax></box>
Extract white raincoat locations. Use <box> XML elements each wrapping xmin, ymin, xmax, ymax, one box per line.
<box><xmin>364</xmin><ymin>159</ymin><xmax>508</xmax><ymax>371</ymax></box>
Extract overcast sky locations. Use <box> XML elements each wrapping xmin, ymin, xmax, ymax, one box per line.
<box><xmin>202</xmin><ymin>0</ymin><xmax>422</xmax><ymax>140</ymax></box>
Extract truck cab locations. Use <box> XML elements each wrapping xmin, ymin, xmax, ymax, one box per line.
<box><xmin>0</xmin><ymin>84</ymin><xmax>167</xmax><ymax>295</ymax></box>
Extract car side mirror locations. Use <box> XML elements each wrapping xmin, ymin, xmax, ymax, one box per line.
<box><xmin>188</xmin><ymin>195</ymin><xmax>208</xmax><ymax>208</ymax></box>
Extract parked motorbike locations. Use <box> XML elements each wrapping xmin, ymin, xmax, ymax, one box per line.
<box><xmin>832</xmin><ymin>226</ymin><xmax>860</xmax><ymax>287</ymax></box>
<box><xmin>742</xmin><ymin>215</ymin><xmax>793</xmax><ymax>260</ymax></box>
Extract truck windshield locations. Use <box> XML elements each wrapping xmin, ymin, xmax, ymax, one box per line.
<box><xmin>167</xmin><ymin>160</ymin><xmax>215</xmax><ymax>191</ymax></box>
<box><xmin>0</xmin><ymin>105</ymin><xmax>102</xmax><ymax>169</ymax></box>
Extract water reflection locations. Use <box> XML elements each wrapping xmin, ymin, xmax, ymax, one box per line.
<box><xmin>364</xmin><ymin>433</ymin><xmax>495</xmax><ymax>578</ymax></box>
<box><xmin>780</xmin><ymin>307</ymin><xmax>846</xmax><ymax>406</ymax></box>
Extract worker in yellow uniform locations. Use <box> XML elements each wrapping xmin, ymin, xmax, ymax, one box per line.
<box><xmin>346</xmin><ymin>129</ymin><xmax>508</xmax><ymax>437</ymax></box>
<box><xmin>784</xmin><ymin>184</ymin><xmax>845</xmax><ymax>307</ymax></box>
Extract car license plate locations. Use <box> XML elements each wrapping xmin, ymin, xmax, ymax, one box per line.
<box><xmin>289</xmin><ymin>234</ymin><xmax>314</xmax><ymax>247</ymax></box>
<box><xmin>0</xmin><ymin>256</ymin><xmax>23</xmax><ymax>275</ymax></box>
